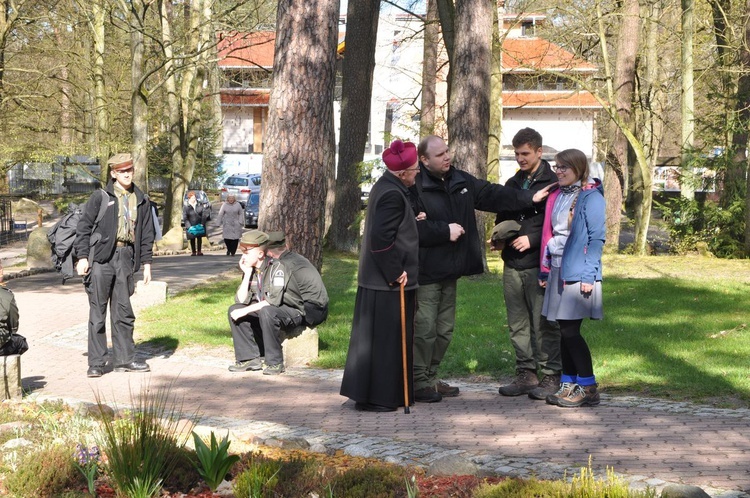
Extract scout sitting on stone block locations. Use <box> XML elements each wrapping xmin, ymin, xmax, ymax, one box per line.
<box><xmin>1</xmin><ymin>265</ymin><xmax>28</xmax><ymax>401</ymax></box>
<box><xmin>0</xmin><ymin>264</ymin><xmax>28</xmax><ymax>357</ymax></box>
<box><xmin>228</xmin><ymin>230</ymin><xmax>328</xmax><ymax>375</ymax></box>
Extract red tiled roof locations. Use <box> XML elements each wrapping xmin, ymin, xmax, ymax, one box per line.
<box><xmin>502</xmin><ymin>38</ymin><xmax>597</xmax><ymax>72</ymax></box>
<box><xmin>502</xmin><ymin>91</ymin><xmax>602</xmax><ymax>108</ymax></box>
<box><xmin>217</xmin><ymin>31</ymin><xmax>275</xmax><ymax>68</ymax></box>
<box><xmin>220</xmin><ymin>89</ymin><xmax>270</xmax><ymax>106</ymax></box>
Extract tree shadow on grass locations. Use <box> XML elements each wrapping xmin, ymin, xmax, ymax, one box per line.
<box><xmin>592</xmin><ymin>276</ymin><xmax>750</xmax><ymax>405</ymax></box>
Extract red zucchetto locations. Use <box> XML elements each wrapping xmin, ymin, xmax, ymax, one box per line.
<box><xmin>382</xmin><ymin>139</ymin><xmax>417</xmax><ymax>171</ymax></box>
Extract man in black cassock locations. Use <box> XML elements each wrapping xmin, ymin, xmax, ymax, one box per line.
<box><xmin>340</xmin><ymin>139</ymin><xmax>422</xmax><ymax>412</ymax></box>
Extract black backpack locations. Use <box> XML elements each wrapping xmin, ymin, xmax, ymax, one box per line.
<box><xmin>47</xmin><ymin>189</ymin><xmax>108</xmax><ymax>284</ymax></box>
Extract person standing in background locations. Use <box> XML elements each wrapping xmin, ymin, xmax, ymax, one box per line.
<box><xmin>218</xmin><ymin>194</ymin><xmax>244</xmax><ymax>256</ymax></box>
<box><xmin>183</xmin><ymin>191</ymin><xmax>206</xmax><ymax>256</ymax></box>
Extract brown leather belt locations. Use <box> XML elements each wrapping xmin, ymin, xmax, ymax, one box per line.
<box><xmin>116</xmin><ymin>241</ymin><xmax>133</xmax><ymax>247</ymax></box>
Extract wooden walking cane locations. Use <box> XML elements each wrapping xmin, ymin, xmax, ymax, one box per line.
<box><xmin>400</xmin><ymin>280</ymin><xmax>410</xmax><ymax>414</ymax></box>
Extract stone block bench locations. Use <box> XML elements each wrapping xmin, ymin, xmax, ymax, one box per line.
<box><xmin>2</xmin><ymin>354</ymin><xmax>22</xmax><ymax>400</ymax></box>
<box><xmin>282</xmin><ymin>327</ymin><xmax>319</xmax><ymax>367</ymax></box>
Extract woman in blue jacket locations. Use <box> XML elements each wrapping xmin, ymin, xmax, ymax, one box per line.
<box><xmin>539</xmin><ymin>148</ymin><xmax>605</xmax><ymax>408</ymax></box>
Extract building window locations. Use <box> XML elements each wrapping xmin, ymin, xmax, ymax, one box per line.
<box><xmin>521</xmin><ymin>21</ymin><xmax>536</xmax><ymax>37</ymax></box>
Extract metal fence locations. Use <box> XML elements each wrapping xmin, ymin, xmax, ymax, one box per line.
<box><xmin>0</xmin><ymin>195</ymin><xmax>31</xmax><ymax>246</ymax></box>
<box><xmin>7</xmin><ymin>159</ymin><xmax>101</xmax><ymax>197</ymax></box>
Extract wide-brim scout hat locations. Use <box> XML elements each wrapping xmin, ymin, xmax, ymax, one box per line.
<box><xmin>240</xmin><ymin>230</ymin><xmax>269</xmax><ymax>248</ymax></box>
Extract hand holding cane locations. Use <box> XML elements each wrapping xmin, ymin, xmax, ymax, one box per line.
<box><xmin>400</xmin><ymin>280</ymin><xmax>410</xmax><ymax>414</ymax></box>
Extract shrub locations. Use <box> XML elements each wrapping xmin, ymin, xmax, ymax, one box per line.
<box><xmin>474</xmin><ymin>465</ymin><xmax>657</xmax><ymax>498</ymax></box>
<box><xmin>4</xmin><ymin>445</ymin><xmax>80</xmax><ymax>498</ymax></box>
<box><xmin>95</xmin><ymin>383</ymin><xmax>197</xmax><ymax>498</ymax></box>
<box><xmin>328</xmin><ymin>466</ymin><xmax>410</xmax><ymax>498</ymax></box>
<box><xmin>232</xmin><ymin>458</ymin><xmax>282</xmax><ymax>498</ymax></box>
<box><xmin>273</xmin><ymin>456</ymin><xmax>328</xmax><ymax>496</ymax></box>
<box><xmin>658</xmin><ymin>196</ymin><xmax>746</xmax><ymax>258</ymax></box>
<box><xmin>473</xmin><ymin>477</ymin><xmax>568</xmax><ymax>497</ymax></box>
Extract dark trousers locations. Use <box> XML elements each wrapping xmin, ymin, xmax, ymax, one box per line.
<box><xmin>225</xmin><ymin>239</ymin><xmax>239</xmax><ymax>255</ymax></box>
<box><xmin>228</xmin><ymin>303</ymin><xmax>304</xmax><ymax>366</ymax></box>
<box><xmin>189</xmin><ymin>236</ymin><xmax>203</xmax><ymax>254</ymax></box>
<box><xmin>85</xmin><ymin>246</ymin><xmax>135</xmax><ymax>367</ymax></box>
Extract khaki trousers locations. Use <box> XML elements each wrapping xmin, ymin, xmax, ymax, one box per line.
<box><xmin>503</xmin><ymin>266</ymin><xmax>561</xmax><ymax>375</ymax></box>
<box><xmin>413</xmin><ymin>280</ymin><xmax>457</xmax><ymax>391</ymax></box>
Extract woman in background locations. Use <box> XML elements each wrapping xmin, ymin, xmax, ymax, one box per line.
<box><xmin>539</xmin><ymin>148</ymin><xmax>605</xmax><ymax>408</ymax></box>
<box><xmin>183</xmin><ymin>191</ymin><xmax>206</xmax><ymax>256</ymax></box>
<box><xmin>218</xmin><ymin>194</ymin><xmax>244</xmax><ymax>256</ymax></box>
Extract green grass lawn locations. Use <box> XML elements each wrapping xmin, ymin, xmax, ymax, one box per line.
<box><xmin>137</xmin><ymin>251</ymin><xmax>750</xmax><ymax>406</ymax></box>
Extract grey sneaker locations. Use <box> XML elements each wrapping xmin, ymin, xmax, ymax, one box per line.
<box><xmin>528</xmin><ymin>374</ymin><xmax>561</xmax><ymax>400</ymax></box>
<box><xmin>545</xmin><ymin>382</ymin><xmax>575</xmax><ymax>406</ymax></box>
<box><xmin>498</xmin><ymin>369</ymin><xmax>539</xmax><ymax>396</ymax></box>
<box><xmin>263</xmin><ymin>363</ymin><xmax>285</xmax><ymax>375</ymax></box>
<box><xmin>228</xmin><ymin>358</ymin><xmax>263</xmax><ymax>372</ymax></box>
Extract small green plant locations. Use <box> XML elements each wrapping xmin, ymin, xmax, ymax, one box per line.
<box><xmin>192</xmin><ymin>431</ymin><xmax>240</xmax><ymax>491</ymax></box>
<box><xmin>405</xmin><ymin>474</ymin><xmax>419</xmax><ymax>497</ymax></box>
<box><xmin>72</xmin><ymin>443</ymin><xmax>101</xmax><ymax>496</ymax></box>
<box><xmin>232</xmin><ymin>459</ymin><xmax>282</xmax><ymax>498</ymax></box>
<box><xmin>95</xmin><ymin>383</ymin><xmax>197</xmax><ymax>498</ymax></box>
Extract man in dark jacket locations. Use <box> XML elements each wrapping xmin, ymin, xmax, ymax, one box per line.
<box><xmin>411</xmin><ymin>135</ymin><xmax>552</xmax><ymax>403</ymax></box>
<box><xmin>495</xmin><ymin>128</ymin><xmax>561</xmax><ymax>399</ymax></box>
<box><xmin>75</xmin><ymin>153</ymin><xmax>155</xmax><ymax>378</ymax></box>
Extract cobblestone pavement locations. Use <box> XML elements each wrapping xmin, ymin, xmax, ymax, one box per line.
<box><xmin>5</xmin><ymin>251</ymin><xmax>750</xmax><ymax>498</ymax></box>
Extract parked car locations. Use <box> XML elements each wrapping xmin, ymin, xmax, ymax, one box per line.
<box><xmin>244</xmin><ymin>191</ymin><xmax>260</xmax><ymax>228</ymax></box>
<box><xmin>182</xmin><ymin>190</ymin><xmax>212</xmax><ymax>223</ymax></box>
<box><xmin>220</xmin><ymin>174</ymin><xmax>261</xmax><ymax>206</ymax></box>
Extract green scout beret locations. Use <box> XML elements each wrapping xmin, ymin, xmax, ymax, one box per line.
<box><xmin>266</xmin><ymin>231</ymin><xmax>286</xmax><ymax>249</ymax></box>
<box><xmin>490</xmin><ymin>220</ymin><xmax>522</xmax><ymax>246</ymax></box>
<box><xmin>240</xmin><ymin>230</ymin><xmax>269</xmax><ymax>247</ymax></box>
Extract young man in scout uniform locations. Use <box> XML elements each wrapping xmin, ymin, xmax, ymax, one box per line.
<box><xmin>75</xmin><ymin>153</ymin><xmax>155</xmax><ymax>378</ymax></box>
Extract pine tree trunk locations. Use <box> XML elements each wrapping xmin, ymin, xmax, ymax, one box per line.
<box><xmin>448</xmin><ymin>0</ymin><xmax>493</xmax><ymax>271</ymax></box>
<box><xmin>261</xmin><ymin>0</ymin><xmax>339</xmax><ymax>269</ymax></box>
<box><xmin>328</xmin><ymin>0</ymin><xmax>380</xmax><ymax>254</ymax></box>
